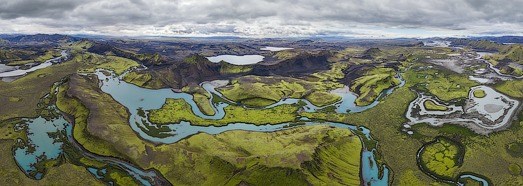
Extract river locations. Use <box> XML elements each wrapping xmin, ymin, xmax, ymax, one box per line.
<box><xmin>0</xmin><ymin>50</ymin><xmax>69</xmax><ymax>79</ymax></box>
<box><xmin>13</xmin><ymin>68</ymin><xmax>404</xmax><ymax>185</ymax></box>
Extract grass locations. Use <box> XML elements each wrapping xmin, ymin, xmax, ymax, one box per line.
<box><xmin>122</xmin><ymin>71</ymin><xmax>152</xmax><ymax>87</ymax></box>
<box><xmin>423</xmin><ymin>100</ymin><xmax>448</xmax><ymax>111</ymax></box>
<box><xmin>80</xmin><ymin>54</ymin><xmax>140</xmax><ymax>75</ymax></box>
<box><xmin>56</xmin><ymin>75</ymin><xmax>151</xmax><ymax>161</ymax></box>
<box><xmin>305</xmin><ymin>91</ymin><xmax>341</xmax><ymax>107</ymax></box>
<box><xmin>274</xmin><ymin>50</ymin><xmax>299</xmax><ymax>60</ymax></box>
<box><xmin>302</xmin><ymin>135</ymin><xmax>362</xmax><ymax>185</ymax></box>
<box><xmin>419</xmin><ymin>137</ymin><xmax>463</xmax><ymax>180</ymax></box>
<box><xmin>507</xmin><ymin>142</ymin><xmax>523</xmax><ymax>157</ymax></box>
<box><xmin>6</xmin><ymin>50</ymin><xmax>61</xmax><ymax>66</ymax></box>
<box><xmin>350</xmin><ymin>67</ymin><xmax>400</xmax><ymax>106</ymax></box>
<box><xmin>148</xmin><ymin>98</ymin><xmax>299</xmax><ymax>126</ymax></box>
<box><xmin>193</xmin><ymin>94</ymin><xmax>216</xmax><ymax>115</ymax></box>
<box><xmin>473</xmin><ymin>89</ymin><xmax>486</xmax><ymax>98</ymax></box>
<box><xmin>142</xmin><ymin>125</ymin><xmax>363</xmax><ymax>185</ymax></box>
<box><xmin>218</xmin><ymin>75</ymin><xmax>342</xmax><ymax>107</ymax></box>
<box><xmin>483</xmin><ymin>45</ymin><xmax>523</xmax><ymax>76</ymax></box>
<box><xmin>219</xmin><ymin>62</ymin><xmax>252</xmax><ymax>74</ymax></box>
<box><xmin>509</xmin><ymin>164</ymin><xmax>522</xmax><ymax>175</ymax></box>
<box><xmin>495</xmin><ymin>80</ymin><xmax>523</xmax><ymax>98</ymax></box>
<box><xmin>56</xmin><ymin>83</ymin><xmax>127</xmax><ymax>159</ymax></box>
<box><xmin>403</xmin><ymin>67</ymin><xmax>478</xmax><ymax>102</ymax></box>
<box><xmin>181</xmin><ymin>86</ymin><xmax>215</xmax><ymax>115</ymax></box>
<box><xmin>0</xmin><ymin>55</ymin><xmax>85</xmax><ymax>121</ymax></box>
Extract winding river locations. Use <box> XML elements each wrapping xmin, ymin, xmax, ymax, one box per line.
<box><xmin>0</xmin><ymin>50</ymin><xmax>69</xmax><ymax>79</ymax></box>
<box><xmin>13</xmin><ymin>69</ymin><xmax>404</xmax><ymax>185</ymax></box>
<box><xmin>93</xmin><ymin>69</ymin><xmax>394</xmax><ymax>185</ymax></box>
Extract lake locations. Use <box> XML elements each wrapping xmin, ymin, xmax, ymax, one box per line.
<box><xmin>260</xmin><ymin>46</ymin><xmax>293</xmax><ymax>51</ymax></box>
<box><xmin>207</xmin><ymin>55</ymin><xmax>264</xmax><ymax>65</ymax></box>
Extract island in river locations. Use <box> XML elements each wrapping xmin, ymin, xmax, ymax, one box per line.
<box><xmin>0</xmin><ymin>34</ymin><xmax>522</xmax><ymax>185</ymax></box>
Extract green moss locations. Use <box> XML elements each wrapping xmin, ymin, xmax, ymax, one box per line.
<box><xmin>509</xmin><ymin>164</ymin><xmax>522</xmax><ymax>175</ymax></box>
<box><xmin>274</xmin><ymin>50</ymin><xmax>299</xmax><ymax>60</ymax></box>
<box><xmin>55</xmin><ymin>84</ymin><xmax>127</xmax><ymax>159</ymax></box>
<box><xmin>305</xmin><ymin>91</ymin><xmax>341</xmax><ymax>107</ymax></box>
<box><xmin>7</xmin><ymin>97</ymin><xmax>22</xmax><ymax>102</ymax></box>
<box><xmin>350</xmin><ymin>67</ymin><xmax>400</xmax><ymax>106</ymax></box>
<box><xmin>218</xmin><ymin>75</ymin><xmax>343</xmax><ymax>107</ymax></box>
<box><xmin>239</xmin><ymin>97</ymin><xmax>277</xmax><ymax>107</ymax></box>
<box><xmin>507</xmin><ymin>142</ymin><xmax>523</xmax><ymax>157</ymax></box>
<box><xmin>220</xmin><ymin>63</ymin><xmax>252</xmax><ymax>74</ymax></box>
<box><xmin>495</xmin><ymin>80</ymin><xmax>523</xmax><ymax>98</ymax></box>
<box><xmin>107</xmin><ymin>167</ymin><xmax>140</xmax><ymax>186</ymax></box>
<box><xmin>419</xmin><ymin>137</ymin><xmax>463</xmax><ymax>180</ymax></box>
<box><xmin>423</xmin><ymin>100</ymin><xmax>448</xmax><ymax>111</ymax></box>
<box><xmin>82</xmin><ymin>55</ymin><xmax>140</xmax><ymax>75</ymax></box>
<box><xmin>148</xmin><ymin>98</ymin><xmax>299</xmax><ymax>126</ymax></box>
<box><xmin>403</xmin><ymin>67</ymin><xmax>478</xmax><ymax>102</ymax></box>
<box><xmin>6</xmin><ymin>50</ymin><xmax>61</xmax><ymax>66</ymax></box>
<box><xmin>0</xmin><ymin>55</ymin><xmax>86</xmax><ymax>121</ymax></box>
<box><xmin>193</xmin><ymin>93</ymin><xmax>216</xmax><ymax>115</ymax></box>
<box><xmin>473</xmin><ymin>89</ymin><xmax>486</xmax><ymax>98</ymax></box>
<box><xmin>303</xmin><ymin>135</ymin><xmax>362</xmax><ymax>185</ymax></box>
<box><xmin>143</xmin><ymin>125</ymin><xmax>362</xmax><ymax>185</ymax></box>
<box><xmin>122</xmin><ymin>71</ymin><xmax>153</xmax><ymax>87</ymax></box>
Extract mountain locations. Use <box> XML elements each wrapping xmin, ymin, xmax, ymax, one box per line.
<box><xmin>1</xmin><ymin>34</ymin><xmax>79</xmax><ymax>43</ymax></box>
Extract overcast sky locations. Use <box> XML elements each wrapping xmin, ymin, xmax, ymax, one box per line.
<box><xmin>0</xmin><ymin>0</ymin><xmax>522</xmax><ymax>38</ymax></box>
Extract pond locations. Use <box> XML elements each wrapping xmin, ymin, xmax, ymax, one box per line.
<box><xmin>206</xmin><ymin>54</ymin><xmax>264</xmax><ymax>65</ymax></box>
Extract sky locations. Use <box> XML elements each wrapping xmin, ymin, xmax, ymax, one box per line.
<box><xmin>0</xmin><ymin>0</ymin><xmax>522</xmax><ymax>38</ymax></box>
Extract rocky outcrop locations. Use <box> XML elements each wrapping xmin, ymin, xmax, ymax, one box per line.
<box><xmin>250</xmin><ymin>51</ymin><xmax>331</xmax><ymax>76</ymax></box>
<box><xmin>88</xmin><ymin>42</ymin><xmax>166</xmax><ymax>66</ymax></box>
<box><xmin>152</xmin><ymin>51</ymin><xmax>332</xmax><ymax>89</ymax></box>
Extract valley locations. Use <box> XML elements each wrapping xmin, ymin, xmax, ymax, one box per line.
<box><xmin>0</xmin><ymin>34</ymin><xmax>521</xmax><ymax>186</ymax></box>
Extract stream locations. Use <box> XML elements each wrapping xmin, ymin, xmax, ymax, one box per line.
<box><xmin>13</xmin><ymin>69</ymin><xmax>403</xmax><ymax>185</ymax></box>
<box><xmin>0</xmin><ymin>50</ymin><xmax>69</xmax><ymax>79</ymax></box>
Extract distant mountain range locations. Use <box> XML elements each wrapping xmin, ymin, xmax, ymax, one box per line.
<box><xmin>1</xmin><ymin>34</ymin><xmax>523</xmax><ymax>44</ymax></box>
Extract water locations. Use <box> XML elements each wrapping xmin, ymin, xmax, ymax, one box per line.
<box><xmin>93</xmin><ymin>70</ymin><xmax>391</xmax><ymax>184</ymax></box>
<box><xmin>14</xmin><ymin>69</ymin><xmax>396</xmax><ymax>185</ymax></box>
<box><xmin>468</xmin><ymin>76</ymin><xmax>491</xmax><ymax>84</ymax></box>
<box><xmin>0</xmin><ymin>64</ymin><xmax>17</xmax><ymax>73</ymax></box>
<box><xmin>458</xmin><ymin>174</ymin><xmax>489</xmax><ymax>186</ymax></box>
<box><xmin>405</xmin><ymin>85</ymin><xmax>520</xmax><ymax>134</ymax></box>
<box><xmin>361</xmin><ymin>150</ymin><xmax>389</xmax><ymax>186</ymax></box>
<box><xmin>206</xmin><ymin>55</ymin><xmax>264</xmax><ymax>65</ymax></box>
<box><xmin>14</xmin><ymin>116</ymin><xmax>69</xmax><ymax>179</ymax></box>
<box><xmin>260</xmin><ymin>46</ymin><xmax>293</xmax><ymax>51</ymax></box>
<box><xmin>0</xmin><ymin>50</ymin><xmax>68</xmax><ymax>78</ymax></box>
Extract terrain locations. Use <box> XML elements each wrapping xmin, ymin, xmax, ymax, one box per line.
<box><xmin>0</xmin><ymin>34</ymin><xmax>522</xmax><ymax>186</ymax></box>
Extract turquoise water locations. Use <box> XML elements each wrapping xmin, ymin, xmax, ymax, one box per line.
<box><xmin>459</xmin><ymin>174</ymin><xmax>490</xmax><ymax>186</ymax></box>
<box><xmin>13</xmin><ymin>69</ymin><xmax>399</xmax><ymax>185</ymax></box>
<box><xmin>14</xmin><ymin>116</ymin><xmax>69</xmax><ymax>179</ymax></box>
<box><xmin>94</xmin><ymin>70</ymin><xmax>392</xmax><ymax>185</ymax></box>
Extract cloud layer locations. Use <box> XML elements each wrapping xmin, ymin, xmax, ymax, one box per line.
<box><xmin>0</xmin><ymin>0</ymin><xmax>522</xmax><ymax>37</ymax></box>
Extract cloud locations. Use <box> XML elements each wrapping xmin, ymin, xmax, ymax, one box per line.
<box><xmin>0</xmin><ymin>0</ymin><xmax>521</xmax><ymax>37</ymax></box>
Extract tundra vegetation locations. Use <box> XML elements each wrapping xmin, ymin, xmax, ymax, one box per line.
<box><xmin>1</xmin><ymin>37</ymin><xmax>522</xmax><ymax>185</ymax></box>
<box><xmin>423</xmin><ymin>100</ymin><xmax>449</xmax><ymax>111</ymax></box>
<box><xmin>349</xmin><ymin>67</ymin><xmax>400</xmax><ymax>106</ymax></box>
